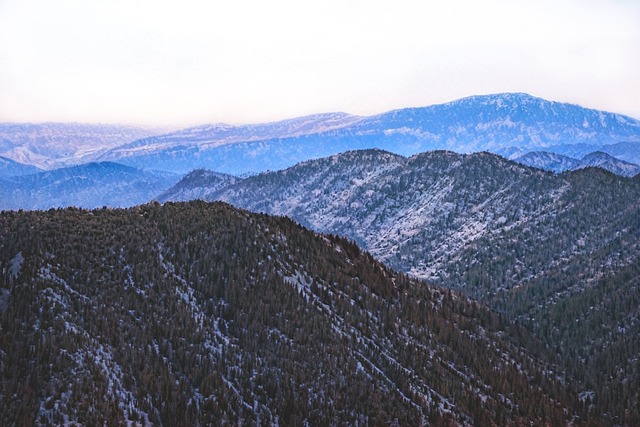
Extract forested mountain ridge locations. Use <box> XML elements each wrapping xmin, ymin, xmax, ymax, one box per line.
<box><xmin>191</xmin><ymin>150</ymin><xmax>640</xmax><ymax>422</ymax></box>
<box><xmin>0</xmin><ymin>202</ymin><xmax>590</xmax><ymax>425</ymax></box>
<box><xmin>203</xmin><ymin>150</ymin><xmax>639</xmax><ymax>303</ymax></box>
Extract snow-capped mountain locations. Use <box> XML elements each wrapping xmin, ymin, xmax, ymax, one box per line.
<box><xmin>94</xmin><ymin>93</ymin><xmax>640</xmax><ymax>175</ymax></box>
<box><xmin>350</xmin><ymin>93</ymin><xmax>640</xmax><ymax>156</ymax></box>
<box><xmin>0</xmin><ymin>162</ymin><xmax>180</xmax><ymax>210</ymax></box>
<box><xmin>0</xmin><ymin>123</ymin><xmax>164</xmax><ymax>170</ymax></box>
<box><xmin>0</xmin><ymin>155</ymin><xmax>41</xmax><ymax>178</ymax></box>
<box><xmin>515</xmin><ymin>150</ymin><xmax>640</xmax><ymax>176</ymax></box>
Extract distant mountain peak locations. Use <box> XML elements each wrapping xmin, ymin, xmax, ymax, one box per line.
<box><xmin>514</xmin><ymin>149</ymin><xmax>640</xmax><ymax>177</ymax></box>
<box><xmin>576</xmin><ymin>151</ymin><xmax>640</xmax><ymax>177</ymax></box>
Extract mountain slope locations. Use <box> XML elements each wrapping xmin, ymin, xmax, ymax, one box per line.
<box><xmin>207</xmin><ymin>150</ymin><xmax>639</xmax><ymax>294</ymax></box>
<box><xmin>0</xmin><ymin>155</ymin><xmax>41</xmax><ymax>178</ymax></box>
<box><xmin>0</xmin><ymin>162</ymin><xmax>180</xmax><ymax>210</ymax></box>
<box><xmin>207</xmin><ymin>150</ymin><xmax>564</xmax><ymax>281</ymax></box>
<box><xmin>155</xmin><ymin>169</ymin><xmax>240</xmax><ymax>203</ymax></box>
<box><xmin>0</xmin><ymin>123</ymin><xmax>163</xmax><ymax>169</ymax></box>
<box><xmin>515</xmin><ymin>151</ymin><xmax>580</xmax><ymax>173</ymax></box>
<box><xmin>574</xmin><ymin>151</ymin><xmax>640</xmax><ymax>176</ymax></box>
<box><xmin>97</xmin><ymin>93</ymin><xmax>640</xmax><ymax>175</ymax></box>
<box><xmin>0</xmin><ymin>202</ymin><xmax>584</xmax><ymax>425</ymax></box>
<box><xmin>100</xmin><ymin>113</ymin><xmax>365</xmax><ymax>174</ymax></box>
<box><xmin>515</xmin><ymin>150</ymin><xmax>640</xmax><ymax>176</ymax></box>
<box><xmin>199</xmin><ymin>149</ymin><xmax>640</xmax><ymax>422</ymax></box>
<box><xmin>599</xmin><ymin>140</ymin><xmax>640</xmax><ymax>164</ymax></box>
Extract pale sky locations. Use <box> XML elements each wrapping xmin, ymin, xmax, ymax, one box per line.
<box><xmin>1</xmin><ymin>0</ymin><xmax>639</xmax><ymax>127</ymax></box>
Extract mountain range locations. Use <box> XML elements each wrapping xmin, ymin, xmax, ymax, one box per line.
<box><xmin>95</xmin><ymin>93</ymin><xmax>640</xmax><ymax>175</ymax></box>
<box><xmin>2</xmin><ymin>93</ymin><xmax>640</xmax><ymax>423</ymax></box>
<box><xmin>0</xmin><ymin>93</ymin><xmax>638</xmax><ymax>210</ymax></box>
<box><xmin>2</xmin><ymin>93</ymin><xmax>639</xmax><ymax>178</ymax></box>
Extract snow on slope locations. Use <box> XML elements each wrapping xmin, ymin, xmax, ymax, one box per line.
<box><xmin>515</xmin><ymin>151</ymin><xmax>580</xmax><ymax>173</ymax></box>
<box><xmin>103</xmin><ymin>112</ymin><xmax>364</xmax><ymax>158</ymax></box>
<box><xmin>574</xmin><ymin>151</ymin><xmax>640</xmax><ymax>177</ymax></box>
<box><xmin>0</xmin><ymin>123</ymin><xmax>165</xmax><ymax>169</ymax></box>
<box><xmin>94</xmin><ymin>93</ymin><xmax>640</xmax><ymax>175</ymax></box>
<box><xmin>515</xmin><ymin>150</ymin><xmax>640</xmax><ymax>176</ymax></box>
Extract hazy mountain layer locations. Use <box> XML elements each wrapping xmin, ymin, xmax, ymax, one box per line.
<box><xmin>0</xmin><ymin>162</ymin><xmax>180</xmax><ymax>210</ymax></box>
<box><xmin>155</xmin><ymin>169</ymin><xmax>240</xmax><ymax>203</ymax></box>
<box><xmin>95</xmin><ymin>93</ymin><xmax>640</xmax><ymax>175</ymax></box>
<box><xmin>0</xmin><ymin>155</ymin><xmax>41</xmax><ymax>178</ymax></box>
<box><xmin>516</xmin><ymin>150</ymin><xmax>640</xmax><ymax>176</ymax></box>
<box><xmin>0</xmin><ymin>123</ymin><xmax>164</xmax><ymax>169</ymax></box>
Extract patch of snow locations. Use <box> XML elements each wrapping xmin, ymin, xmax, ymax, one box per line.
<box><xmin>9</xmin><ymin>252</ymin><xmax>24</xmax><ymax>278</ymax></box>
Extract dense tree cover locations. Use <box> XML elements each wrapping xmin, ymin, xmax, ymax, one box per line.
<box><xmin>441</xmin><ymin>168</ymin><xmax>640</xmax><ymax>424</ymax></box>
<box><xmin>0</xmin><ymin>202</ymin><xmax>592</xmax><ymax>425</ymax></box>
<box><xmin>202</xmin><ymin>150</ymin><xmax>640</xmax><ymax>424</ymax></box>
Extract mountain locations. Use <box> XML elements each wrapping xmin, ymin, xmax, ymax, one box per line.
<box><xmin>515</xmin><ymin>150</ymin><xmax>640</xmax><ymax>176</ymax></box>
<box><xmin>204</xmin><ymin>149</ymin><xmax>640</xmax><ymax>305</ymax></box>
<box><xmin>548</xmin><ymin>140</ymin><xmax>640</xmax><ymax>164</ymax></box>
<box><xmin>574</xmin><ymin>151</ymin><xmax>640</xmax><ymax>176</ymax></box>
<box><xmin>96</xmin><ymin>93</ymin><xmax>640</xmax><ymax>175</ymax></box>
<box><xmin>0</xmin><ymin>155</ymin><xmax>41</xmax><ymax>178</ymax></box>
<box><xmin>0</xmin><ymin>123</ymin><xmax>164</xmax><ymax>170</ymax></box>
<box><xmin>188</xmin><ymin>149</ymin><xmax>640</xmax><ymax>422</ymax></box>
<box><xmin>514</xmin><ymin>151</ymin><xmax>580</xmax><ymax>172</ymax></box>
<box><xmin>155</xmin><ymin>169</ymin><xmax>240</xmax><ymax>203</ymax></box>
<box><xmin>0</xmin><ymin>162</ymin><xmax>180</xmax><ymax>210</ymax></box>
<box><xmin>349</xmin><ymin>93</ymin><xmax>640</xmax><ymax>156</ymax></box>
<box><xmin>598</xmin><ymin>140</ymin><xmax>640</xmax><ymax>164</ymax></box>
<box><xmin>0</xmin><ymin>201</ymin><xmax>591</xmax><ymax>425</ymax></box>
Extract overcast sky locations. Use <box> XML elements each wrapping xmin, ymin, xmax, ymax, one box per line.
<box><xmin>1</xmin><ymin>0</ymin><xmax>639</xmax><ymax>127</ymax></box>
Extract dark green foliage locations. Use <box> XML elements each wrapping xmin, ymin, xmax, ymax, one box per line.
<box><xmin>204</xmin><ymin>149</ymin><xmax>640</xmax><ymax>424</ymax></box>
<box><xmin>0</xmin><ymin>202</ymin><xmax>589</xmax><ymax>425</ymax></box>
